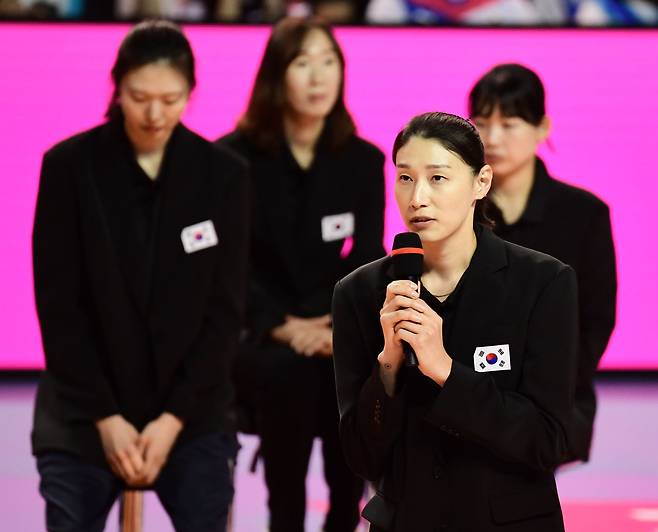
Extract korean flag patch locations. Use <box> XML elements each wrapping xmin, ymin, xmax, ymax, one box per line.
<box><xmin>321</xmin><ymin>212</ymin><xmax>354</xmax><ymax>242</ymax></box>
<box><xmin>181</xmin><ymin>220</ymin><xmax>218</xmax><ymax>254</ymax></box>
<box><xmin>473</xmin><ymin>344</ymin><xmax>511</xmax><ymax>373</ymax></box>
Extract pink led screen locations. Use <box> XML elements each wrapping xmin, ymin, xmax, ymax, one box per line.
<box><xmin>1</xmin><ymin>24</ymin><xmax>657</xmax><ymax>370</ymax></box>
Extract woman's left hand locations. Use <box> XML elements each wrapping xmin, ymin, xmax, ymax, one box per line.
<box><xmin>394</xmin><ymin>298</ymin><xmax>453</xmax><ymax>386</ymax></box>
<box><xmin>129</xmin><ymin>413</ymin><xmax>183</xmax><ymax>487</ymax></box>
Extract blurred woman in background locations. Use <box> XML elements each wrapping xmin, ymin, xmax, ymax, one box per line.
<box><xmin>469</xmin><ymin>63</ymin><xmax>617</xmax><ymax>463</ymax></box>
<box><xmin>32</xmin><ymin>20</ymin><xmax>248</xmax><ymax>531</ymax></box>
<box><xmin>218</xmin><ymin>16</ymin><xmax>386</xmax><ymax>532</ymax></box>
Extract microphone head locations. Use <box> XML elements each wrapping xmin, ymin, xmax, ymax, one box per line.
<box><xmin>392</xmin><ymin>232</ymin><xmax>424</xmax><ymax>279</ymax></box>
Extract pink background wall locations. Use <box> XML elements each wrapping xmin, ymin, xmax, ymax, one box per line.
<box><xmin>1</xmin><ymin>24</ymin><xmax>657</xmax><ymax>370</ymax></box>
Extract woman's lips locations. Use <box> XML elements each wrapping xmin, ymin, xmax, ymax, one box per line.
<box><xmin>409</xmin><ymin>216</ymin><xmax>435</xmax><ymax>228</ymax></box>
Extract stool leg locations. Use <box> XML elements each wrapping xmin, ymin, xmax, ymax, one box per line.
<box><xmin>119</xmin><ymin>490</ymin><xmax>144</xmax><ymax>532</ymax></box>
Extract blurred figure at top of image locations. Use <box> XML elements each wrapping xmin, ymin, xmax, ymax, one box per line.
<box><xmin>217</xmin><ymin>16</ymin><xmax>386</xmax><ymax>532</ymax></box>
<box><xmin>364</xmin><ymin>0</ymin><xmax>657</xmax><ymax>26</ymax></box>
<box><xmin>469</xmin><ymin>62</ymin><xmax>617</xmax><ymax>463</ymax></box>
<box><xmin>32</xmin><ymin>20</ymin><xmax>248</xmax><ymax>531</ymax></box>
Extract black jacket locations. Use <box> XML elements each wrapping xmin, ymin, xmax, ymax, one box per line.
<box><xmin>332</xmin><ymin>227</ymin><xmax>578</xmax><ymax>532</ymax></box>
<box><xmin>490</xmin><ymin>158</ymin><xmax>617</xmax><ymax>461</ymax></box>
<box><xmin>217</xmin><ymin>130</ymin><xmax>386</xmax><ymax>338</ymax></box>
<box><xmin>31</xmin><ymin>121</ymin><xmax>249</xmax><ymax>466</ymax></box>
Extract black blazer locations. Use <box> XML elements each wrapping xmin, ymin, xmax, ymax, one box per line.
<box><xmin>31</xmin><ymin>121</ymin><xmax>249</xmax><ymax>466</ymax></box>
<box><xmin>332</xmin><ymin>227</ymin><xmax>578</xmax><ymax>532</ymax></box>
<box><xmin>490</xmin><ymin>158</ymin><xmax>617</xmax><ymax>461</ymax></box>
<box><xmin>217</xmin><ymin>130</ymin><xmax>386</xmax><ymax>339</ymax></box>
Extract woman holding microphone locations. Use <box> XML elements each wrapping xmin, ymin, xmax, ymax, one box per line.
<box><xmin>333</xmin><ymin>112</ymin><xmax>578</xmax><ymax>531</ymax></box>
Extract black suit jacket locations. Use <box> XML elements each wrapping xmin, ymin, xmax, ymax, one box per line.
<box><xmin>332</xmin><ymin>227</ymin><xmax>578</xmax><ymax>532</ymax></box>
<box><xmin>31</xmin><ymin>121</ymin><xmax>249</xmax><ymax>466</ymax></box>
<box><xmin>217</xmin><ymin>130</ymin><xmax>386</xmax><ymax>338</ymax></box>
<box><xmin>490</xmin><ymin>158</ymin><xmax>617</xmax><ymax>461</ymax></box>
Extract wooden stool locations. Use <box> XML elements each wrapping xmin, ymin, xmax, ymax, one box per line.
<box><xmin>119</xmin><ymin>490</ymin><xmax>144</xmax><ymax>532</ymax></box>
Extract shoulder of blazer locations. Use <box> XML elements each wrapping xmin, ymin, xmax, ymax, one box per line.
<box><xmin>214</xmin><ymin>129</ymin><xmax>257</xmax><ymax>162</ymax></box>
<box><xmin>170</xmin><ymin>125</ymin><xmax>249</xmax><ymax>185</ymax></box>
<box><xmin>503</xmin><ymin>237</ymin><xmax>574</xmax><ymax>285</ymax></box>
<box><xmin>338</xmin><ymin>255</ymin><xmax>391</xmax><ymax>298</ymax></box>
<box><xmin>544</xmin><ymin>173</ymin><xmax>610</xmax><ymax>217</ymax></box>
<box><xmin>345</xmin><ymin>135</ymin><xmax>385</xmax><ymax>164</ymax></box>
<box><xmin>42</xmin><ymin>124</ymin><xmax>105</xmax><ymax>166</ymax></box>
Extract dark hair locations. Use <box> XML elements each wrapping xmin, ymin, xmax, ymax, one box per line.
<box><xmin>105</xmin><ymin>20</ymin><xmax>196</xmax><ymax>120</ymax></box>
<box><xmin>468</xmin><ymin>63</ymin><xmax>545</xmax><ymax>125</ymax></box>
<box><xmin>392</xmin><ymin>112</ymin><xmax>493</xmax><ymax>227</ymax></box>
<box><xmin>238</xmin><ymin>17</ymin><xmax>355</xmax><ymax>152</ymax></box>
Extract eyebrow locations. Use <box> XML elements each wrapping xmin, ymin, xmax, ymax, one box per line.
<box><xmin>396</xmin><ymin>163</ymin><xmax>451</xmax><ymax>169</ymax></box>
<box><xmin>128</xmin><ymin>88</ymin><xmax>184</xmax><ymax>97</ymax></box>
<box><xmin>297</xmin><ymin>47</ymin><xmax>336</xmax><ymax>57</ymax></box>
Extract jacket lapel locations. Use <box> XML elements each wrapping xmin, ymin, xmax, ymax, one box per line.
<box><xmin>447</xmin><ymin>227</ymin><xmax>509</xmax><ymax>368</ymax></box>
<box><xmin>90</xmin><ymin>122</ymin><xmax>150</xmax><ymax>317</ymax></box>
<box><xmin>149</xmin><ymin>126</ymin><xmax>214</xmax><ymax>314</ymax></box>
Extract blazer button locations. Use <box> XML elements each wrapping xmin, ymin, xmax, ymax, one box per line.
<box><xmin>432</xmin><ymin>465</ymin><xmax>443</xmax><ymax>480</ymax></box>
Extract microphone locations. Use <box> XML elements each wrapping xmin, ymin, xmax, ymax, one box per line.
<box><xmin>391</xmin><ymin>232</ymin><xmax>424</xmax><ymax>368</ymax></box>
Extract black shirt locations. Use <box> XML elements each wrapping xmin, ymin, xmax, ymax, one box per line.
<box><xmin>102</xmin><ymin>121</ymin><xmax>169</xmax><ymax>311</ymax></box>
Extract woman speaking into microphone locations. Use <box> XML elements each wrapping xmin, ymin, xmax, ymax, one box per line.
<box><xmin>332</xmin><ymin>112</ymin><xmax>578</xmax><ymax>531</ymax></box>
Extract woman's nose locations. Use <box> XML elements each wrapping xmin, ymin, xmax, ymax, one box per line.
<box><xmin>146</xmin><ymin>100</ymin><xmax>163</xmax><ymax>122</ymax></box>
<box><xmin>411</xmin><ymin>181</ymin><xmax>429</xmax><ymax>208</ymax></box>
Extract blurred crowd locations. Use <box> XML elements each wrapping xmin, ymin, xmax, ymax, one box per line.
<box><xmin>1</xmin><ymin>0</ymin><xmax>657</xmax><ymax>25</ymax></box>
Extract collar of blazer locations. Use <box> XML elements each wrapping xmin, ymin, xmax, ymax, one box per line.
<box><xmin>380</xmin><ymin>226</ymin><xmax>510</xmax><ymax>367</ymax></box>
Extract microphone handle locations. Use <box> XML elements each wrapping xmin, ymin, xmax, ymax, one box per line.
<box><xmin>403</xmin><ymin>275</ymin><xmax>420</xmax><ymax>367</ymax></box>
<box><xmin>403</xmin><ymin>341</ymin><xmax>418</xmax><ymax>367</ymax></box>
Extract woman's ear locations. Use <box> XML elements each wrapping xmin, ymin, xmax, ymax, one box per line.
<box><xmin>537</xmin><ymin>115</ymin><xmax>551</xmax><ymax>143</ymax></box>
<box><xmin>475</xmin><ymin>164</ymin><xmax>493</xmax><ymax>200</ymax></box>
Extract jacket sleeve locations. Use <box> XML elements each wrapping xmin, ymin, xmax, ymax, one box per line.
<box><xmin>343</xmin><ymin>148</ymin><xmax>387</xmax><ymax>275</ymax></box>
<box><xmin>332</xmin><ymin>278</ymin><xmax>406</xmax><ymax>481</ymax></box>
<box><xmin>244</xmin><ymin>276</ymin><xmax>287</xmax><ymax>345</ymax></box>
<box><xmin>165</xmin><ymin>160</ymin><xmax>250</xmax><ymax>421</ymax></box>
<box><xmin>426</xmin><ymin>266</ymin><xmax>579</xmax><ymax>471</ymax></box>
<box><xmin>215</xmin><ymin>133</ymin><xmax>285</xmax><ymax>343</ymax></box>
<box><xmin>33</xmin><ymin>146</ymin><xmax>119</xmax><ymax>420</ymax></box>
<box><xmin>577</xmin><ymin>202</ymin><xmax>617</xmax><ymax>379</ymax></box>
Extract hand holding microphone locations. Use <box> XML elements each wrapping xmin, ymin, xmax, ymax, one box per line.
<box><xmin>391</xmin><ymin>232</ymin><xmax>424</xmax><ymax>367</ymax></box>
<box><xmin>379</xmin><ymin>232</ymin><xmax>453</xmax><ymax>386</ymax></box>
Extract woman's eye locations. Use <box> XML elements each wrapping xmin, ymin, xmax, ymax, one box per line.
<box><xmin>431</xmin><ymin>175</ymin><xmax>445</xmax><ymax>183</ymax></box>
<box><xmin>324</xmin><ymin>57</ymin><xmax>336</xmax><ymax>66</ymax></box>
<box><xmin>294</xmin><ymin>59</ymin><xmax>308</xmax><ymax>68</ymax></box>
<box><xmin>398</xmin><ymin>174</ymin><xmax>412</xmax><ymax>182</ymax></box>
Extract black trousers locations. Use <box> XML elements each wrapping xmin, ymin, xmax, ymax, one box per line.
<box><xmin>235</xmin><ymin>343</ymin><xmax>364</xmax><ymax>532</ymax></box>
<box><xmin>36</xmin><ymin>432</ymin><xmax>237</xmax><ymax>532</ymax></box>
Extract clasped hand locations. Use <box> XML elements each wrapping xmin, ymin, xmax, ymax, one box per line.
<box><xmin>96</xmin><ymin>412</ymin><xmax>183</xmax><ymax>487</ymax></box>
<box><xmin>271</xmin><ymin>314</ymin><xmax>333</xmax><ymax>357</ymax></box>
<box><xmin>378</xmin><ymin>280</ymin><xmax>452</xmax><ymax>386</ymax></box>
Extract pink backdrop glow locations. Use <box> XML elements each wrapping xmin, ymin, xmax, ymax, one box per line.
<box><xmin>1</xmin><ymin>24</ymin><xmax>657</xmax><ymax>370</ymax></box>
